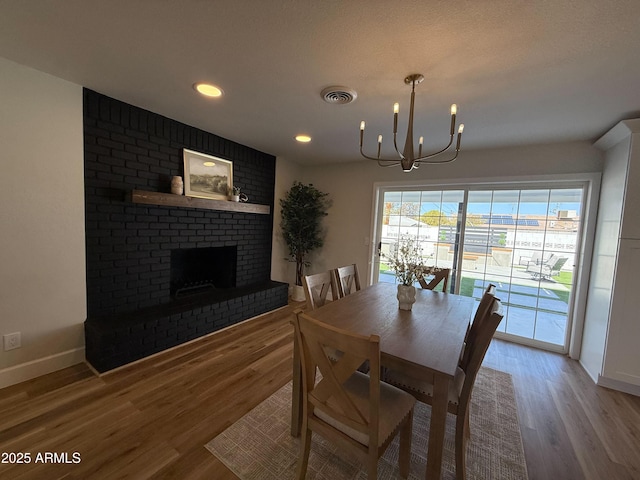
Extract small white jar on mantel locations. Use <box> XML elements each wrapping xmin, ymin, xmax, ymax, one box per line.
<box><xmin>171</xmin><ymin>176</ymin><xmax>183</xmax><ymax>195</ymax></box>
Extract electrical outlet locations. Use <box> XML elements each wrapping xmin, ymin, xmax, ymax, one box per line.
<box><xmin>3</xmin><ymin>332</ymin><xmax>21</xmax><ymax>351</ymax></box>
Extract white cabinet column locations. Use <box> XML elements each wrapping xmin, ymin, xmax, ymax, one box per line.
<box><xmin>581</xmin><ymin>119</ymin><xmax>640</xmax><ymax>396</ymax></box>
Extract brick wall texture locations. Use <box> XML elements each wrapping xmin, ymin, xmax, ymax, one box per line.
<box><xmin>83</xmin><ymin>89</ymin><xmax>288</xmax><ymax>372</ymax></box>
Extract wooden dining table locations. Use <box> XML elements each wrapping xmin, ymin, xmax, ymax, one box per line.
<box><xmin>290</xmin><ymin>281</ymin><xmax>475</xmax><ymax>480</ymax></box>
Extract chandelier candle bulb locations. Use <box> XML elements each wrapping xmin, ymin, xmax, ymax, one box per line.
<box><xmin>359</xmin><ymin>121</ymin><xmax>365</xmax><ymax>146</ymax></box>
<box><xmin>419</xmin><ymin>136</ymin><xmax>424</xmax><ymax>157</ymax></box>
<box><xmin>456</xmin><ymin>124</ymin><xmax>464</xmax><ymax>149</ymax></box>
<box><xmin>377</xmin><ymin>135</ymin><xmax>383</xmax><ymax>157</ymax></box>
<box><xmin>450</xmin><ymin>104</ymin><xmax>458</xmax><ymax>135</ymax></box>
<box><xmin>393</xmin><ymin>103</ymin><xmax>399</xmax><ymax>133</ymax></box>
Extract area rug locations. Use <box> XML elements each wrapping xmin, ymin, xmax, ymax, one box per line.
<box><xmin>206</xmin><ymin>367</ymin><xmax>528</xmax><ymax>479</ymax></box>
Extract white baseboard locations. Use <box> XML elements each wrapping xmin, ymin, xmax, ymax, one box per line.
<box><xmin>0</xmin><ymin>348</ymin><xmax>85</xmax><ymax>389</ymax></box>
<box><xmin>597</xmin><ymin>374</ymin><xmax>640</xmax><ymax>397</ymax></box>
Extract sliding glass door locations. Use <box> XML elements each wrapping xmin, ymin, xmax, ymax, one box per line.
<box><xmin>374</xmin><ymin>184</ymin><xmax>587</xmax><ymax>352</ymax></box>
<box><xmin>377</xmin><ymin>190</ymin><xmax>464</xmax><ymax>288</ymax></box>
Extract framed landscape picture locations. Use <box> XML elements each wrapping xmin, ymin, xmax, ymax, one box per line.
<box><xmin>183</xmin><ymin>148</ymin><xmax>232</xmax><ymax>200</ymax></box>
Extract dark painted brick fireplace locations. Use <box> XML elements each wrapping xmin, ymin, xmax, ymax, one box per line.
<box><xmin>83</xmin><ymin>89</ymin><xmax>288</xmax><ymax>372</ymax></box>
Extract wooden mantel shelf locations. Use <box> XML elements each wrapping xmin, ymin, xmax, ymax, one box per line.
<box><xmin>130</xmin><ymin>190</ymin><xmax>271</xmax><ymax>215</ymax></box>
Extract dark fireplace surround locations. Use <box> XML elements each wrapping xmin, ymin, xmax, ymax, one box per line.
<box><xmin>83</xmin><ymin>89</ymin><xmax>288</xmax><ymax>372</ymax></box>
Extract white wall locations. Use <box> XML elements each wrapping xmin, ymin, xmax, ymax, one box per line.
<box><xmin>285</xmin><ymin>141</ymin><xmax>603</xmax><ymax>285</ymax></box>
<box><xmin>0</xmin><ymin>57</ymin><xmax>86</xmax><ymax>387</ymax></box>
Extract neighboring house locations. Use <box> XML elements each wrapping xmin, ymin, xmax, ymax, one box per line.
<box><xmin>380</xmin><ymin>215</ymin><xmax>439</xmax><ymax>257</ymax></box>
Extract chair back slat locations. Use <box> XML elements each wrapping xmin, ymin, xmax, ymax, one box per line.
<box><xmin>460</xmin><ymin>284</ymin><xmax>497</xmax><ymax>369</ymax></box>
<box><xmin>459</xmin><ymin>298</ymin><xmax>504</xmax><ymax>404</ymax></box>
<box><xmin>418</xmin><ymin>268</ymin><xmax>451</xmax><ymax>292</ymax></box>
<box><xmin>303</xmin><ymin>271</ymin><xmax>338</xmax><ymax>310</ymax></box>
<box><xmin>334</xmin><ymin>264</ymin><xmax>361</xmax><ymax>298</ymax></box>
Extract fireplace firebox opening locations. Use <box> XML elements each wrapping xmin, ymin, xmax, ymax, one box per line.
<box><xmin>170</xmin><ymin>246</ymin><xmax>237</xmax><ymax>297</ymax></box>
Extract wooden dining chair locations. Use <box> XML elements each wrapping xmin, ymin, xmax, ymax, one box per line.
<box><xmin>418</xmin><ymin>267</ymin><xmax>450</xmax><ymax>292</ymax></box>
<box><xmin>293</xmin><ymin>310</ymin><xmax>416</xmax><ymax>479</ymax></box>
<box><xmin>460</xmin><ymin>283</ymin><xmax>496</xmax><ymax>367</ymax></box>
<box><xmin>382</xmin><ymin>295</ymin><xmax>504</xmax><ymax>480</ymax></box>
<box><xmin>302</xmin><ymin>271</ymin><xmax>338</xmax><ymax>310</ymax></box>
<box><xmin>334</xmin><ymin>263</ymin><xmax>361</xmax><ymax>298</ymax></box>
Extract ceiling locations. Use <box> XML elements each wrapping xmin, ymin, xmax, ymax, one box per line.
<box><xmin>2</xmin><ymin>0</ymin><xmax>640</xmax><ymax>166</ymax></box>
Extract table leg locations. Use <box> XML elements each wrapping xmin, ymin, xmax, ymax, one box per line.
<box><xmin>290</xmin><ymin>333</ymin><xmax>302</xmax><ymax>437</ymax></box>
<box><xmin>426</xmin><ymin>375</ymin><xmax>449</xmax><ymax>479</ymax></box>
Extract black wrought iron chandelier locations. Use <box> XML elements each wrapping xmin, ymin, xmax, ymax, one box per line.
<box><xmin>359</xmin><ymin>74</ymin><xmax>464</xmax><ymax>172</ymax></box>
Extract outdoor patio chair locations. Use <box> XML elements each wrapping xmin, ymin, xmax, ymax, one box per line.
<box><xmin>526</xmin><ymin>254</ymin><xmax>568</xmax><ymax>280</ymax></box>
<box><xmin>518</xmin><ymin>250</ymin><xmax>543</xmax><ymax>266</ymax></box>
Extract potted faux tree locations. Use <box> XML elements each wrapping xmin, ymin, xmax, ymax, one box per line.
<box><xmin>280</xmin><ymin>181</ymin><xmax>331</xmax><ymax>301</ymax></box>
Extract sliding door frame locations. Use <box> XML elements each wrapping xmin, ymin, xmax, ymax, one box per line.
<box><xmin>369</xmin><ymin>173</ymin><xmax>601</xmax><ymax>358</ymax></box>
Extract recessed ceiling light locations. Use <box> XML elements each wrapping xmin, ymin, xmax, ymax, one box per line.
<box><xmin>193</xmin><ymin>83</ymin><xmax>223</xmax><ymax>98</ymax></box>
<box><xmin>295</xmin><ymin>135</ymin><xmax>312</xmax><ymax>143</ymax></box>
<box><xmin>203</xmin><ymin>161</ymin><xmax>216</xmax><ymax>167</ymax></box>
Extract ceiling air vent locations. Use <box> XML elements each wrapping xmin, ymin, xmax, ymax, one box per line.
<box><xmin>321</xmin><ymin>86</ymin><xmax>357</xmax><ymax>105</ymax></box>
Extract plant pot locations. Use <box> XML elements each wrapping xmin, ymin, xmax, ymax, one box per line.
<box><xmin>397</xmin><ymin>284</ymin><xmax>416</xmax><ymax>311</ymax></box>
<box><xmin>291</xmin><ymin>284</ymin><xmax>306</xmax><ymax>302</ymax></box>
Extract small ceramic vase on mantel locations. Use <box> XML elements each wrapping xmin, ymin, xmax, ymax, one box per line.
<box><xmin>171</xmin><ymin>176</ymin><xmax>183</xmax><ymax>195</ymax></box>
<box><xmin>397</xmin><ymin>284</ymin><xmax>417</xmax><ymax>311</ymax></box>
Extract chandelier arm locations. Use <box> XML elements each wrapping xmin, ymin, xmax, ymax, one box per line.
<box><xmin>359</xmin><ymin>146</ymin><xmax>407</xmax><ymax>163</ymax></box>
<box><xmin>378</xmin><ymin>160</ymin><xmax>401</xmax><ymax>167</ymax></box>
<box><xmin>414</xmin><ymin>135</ymin><xmax>455</xmax><ymax>160</ymax></box>
<box><xmin>415</xmin><ymin>149</ymin><xmax>459</xmax><ymax>166</ymax></box>
<box><xmin>392</xmin><ymin>133</ymin><xmax>405</xmax><ymax>160</ymax></box>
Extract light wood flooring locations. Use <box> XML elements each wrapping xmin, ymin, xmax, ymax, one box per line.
<box><xmin>1</xmin><ymin>301</ymin><xmax>639</xmax><ymax>479</ymax></box>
